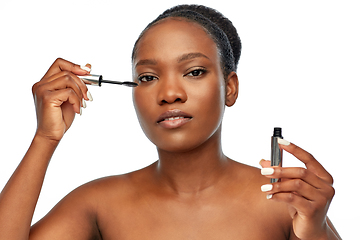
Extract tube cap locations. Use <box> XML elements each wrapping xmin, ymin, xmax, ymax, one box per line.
<box><xmin>273</xmin><ymin>127</ymin><xmax>282</xmax><ymax>138</ymax></box>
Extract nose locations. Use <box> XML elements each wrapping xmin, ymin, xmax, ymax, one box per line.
<box><xmin>156</xmin><ymin>77</ymin><xmax>187</xmax><ymax>105</ymax></box>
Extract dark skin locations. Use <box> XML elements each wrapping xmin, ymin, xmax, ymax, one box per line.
<box><xmin>0</xmin><ymin>18</ymin><xmax>340</xmax><ymax>240</ymax></box>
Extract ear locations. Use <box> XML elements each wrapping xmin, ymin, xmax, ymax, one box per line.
<box><xmin>225</xmin><ymin>71</ymin><xmax>239</xmax><ymax>107</ymax></box>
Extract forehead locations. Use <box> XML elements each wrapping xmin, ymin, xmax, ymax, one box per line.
<box><xmin>134</xmin><ymin>18</ymin><xmax>220</xmax><ymax>65</ymax></box>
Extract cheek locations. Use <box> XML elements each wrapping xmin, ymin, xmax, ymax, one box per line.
<box><xmin>132</xmin><ymin>88</ymin><xmax>154</xmax><ymax>131</ymax></box>
<box><xmin>195</xmin><ymin>77</ymin><xmax>225</xmax><ymax>112</ymax></box>
<box><xmin>132</xmin><ymin>89</ymin><xmax>142</xmax><ymax>119</ymax></box>
<box><xmin>187</xmin><ymin>79</ymin><xmax>226</xmax><ymax>133</ymax></box>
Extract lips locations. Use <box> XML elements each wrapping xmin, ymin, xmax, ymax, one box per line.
<box><xmin>157</xmin><ymin>109</ymin><xmax>193</xmax><ymax>129</ymax></box>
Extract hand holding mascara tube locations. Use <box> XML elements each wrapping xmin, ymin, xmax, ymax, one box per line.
<box><xmin>271</xmin><ymin>127</ymin><xmax>283</xmax><ymax>183</ymax></box>
<box><xmin>261</xmin><ymin>129</ymin><xmax>340</xmax><ymax>239</ymax></box>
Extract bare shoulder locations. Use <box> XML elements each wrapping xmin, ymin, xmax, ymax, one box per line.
<box><xmin>30</xmin><ymin>162</ymin><xmax>156</xmax><ymax>240</ymax></box>
<box><xmin>227</xmin><ymin>159</ymin><xmax>295</xmax><ymax>238</ymax></box>
<box><xmin>227</xmin><ymin>159</ymin><xmax>267</xmax><ymax>185</ymax></box>
<box><xmin>227</xmin><ymin>159</ymin><xmax>285</xmax><ymax>207</ymax></box>
<box><xmin>80</xmin><ymin>161</ymin><xmax>157</xmax><ymax>195</ymax></box>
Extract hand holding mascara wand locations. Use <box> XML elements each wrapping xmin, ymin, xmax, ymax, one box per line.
<box><xmin>79</xmin><ymin>74</ymin><xmax>138</xmax><ymax>87</ymax></box>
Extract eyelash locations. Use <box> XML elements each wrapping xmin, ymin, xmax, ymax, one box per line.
<box><xmin>137</xmin><ymin>68</ymin><xmax>207</xmax><ymax>83</ymax></box>
<box><xmin>185</xmin><ymin>68</ymin><xmax>207</xmax><ymax>78</ymax></box>
<box><xmin>137</xmin><ymin>74</ymin><xmax>158</xmax><ymax>82</ymax></box>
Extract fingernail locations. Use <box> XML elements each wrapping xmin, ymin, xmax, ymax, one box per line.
<box><xmin>80</xmin><ymin>65</ymin><xmax>91</xmax><ymax>72</ymax></box>
<box><xmin>266</xmin><ymin>194</ymin><xmax>273</xmax><ymax>200</ymax></box>
<box><xmin>278</xmin><ymin>138</ymin><xmax>290</xmax><ymax>146</ymax></box>
<box><xmin>261</xmin><ymin>168</ymin><xmax>274</xmax><ymax>175</ymax></box>
<box><xmin>82</xmin><ymin>98</ymin><xmax>87</xmax><ymax>108</ymax></box>
<box><xmin>79</xmin><ymin>107</ymin><xmax>83</xmax><ymax>116</ymax></box>
<box><xmin>87</xmin><ymin>91</ymin><xmax>93</xmax><ymax>101</ymax></box>
<box><xmin>261</xmin><ymin>184</ymin><xmax>273</xmax><ymax>192</ymax></box>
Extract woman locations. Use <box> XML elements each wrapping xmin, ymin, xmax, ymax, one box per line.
<box><xmin>0</xmin><ymin>5</ymin><xmax>340</xmax><ymax>240</ymax></box>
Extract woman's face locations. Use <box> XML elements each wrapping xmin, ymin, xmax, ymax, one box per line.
<box><xmin>132</xmin><ymin>18</ymin><xmax>230</xmax><ymax>152</ymax></box>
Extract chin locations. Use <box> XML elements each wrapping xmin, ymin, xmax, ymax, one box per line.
<box><xmin>156</xmin><ymin>140</ymin><xmax>201</xmax><ymax>153</ymax></box>
<box><xmin>152</xmin><ymin>125</ymin><xmax>222</xmax><ymax>154</ymax></box>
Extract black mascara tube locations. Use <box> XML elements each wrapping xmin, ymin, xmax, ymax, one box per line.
<box><xmin>271</xmin><ymin>127</ymin><xmax>283</xmax><ymax>183</ymax></box>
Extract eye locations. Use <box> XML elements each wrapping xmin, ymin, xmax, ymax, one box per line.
<box><xmin>185</xmin><ymin>68</ymin><xmax>207</xmax><ymax>78</ymax></box>
<box><xmin>137</xmin><ymin>74</ymin><xmax>158</xmax><ymax>82</ymax></box>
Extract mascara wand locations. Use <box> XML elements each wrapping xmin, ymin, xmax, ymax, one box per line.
<box><xmin>79</xmin><ymin>74</ymin><xmax>138</xmax><ymax>87</ymax></box>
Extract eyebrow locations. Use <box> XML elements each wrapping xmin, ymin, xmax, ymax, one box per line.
<box><xmin>177</xmin><ymin>52</ymin><xmax>210</xmax><ymax>63</ymax></box>
<box><xmin>135</xmin><ymin>52</ymin><xmax>210</xmax><ymax>68</ymax></box>
<box><xmin>135</xmin><ymin>59</ymin><xmax>157</xmax><ymax>67</ymax></box>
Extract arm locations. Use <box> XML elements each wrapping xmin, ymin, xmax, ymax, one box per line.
<box><xmin>324</xmin><ymin>217</ymin><xmax>342</xmax><ymax>240</ymax></box>
<box><xmin>0</xmin><ymin>58</ymin><xmax>94</xmax><ymax>240</ymax></box>
<box><xmin>30</xmin><ymin>181</ymin><xmax>101</xmax><ymax>240</ymax></box>
<box><xmin>0</xmin><ymin>135</ymin><xmax>57</xmax><ymax>240</ymax></box>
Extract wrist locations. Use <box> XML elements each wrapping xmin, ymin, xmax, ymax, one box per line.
<box><xmin>32</xmin><ymin>133</ymin><xmax>60</xmax><ymax>160</ymax></box>
<box><xmin>34</xmin><ymin>131</ymin><xmax>61</xmax><ymax>148</ymax></box>
<box><xmin>23</xmin><ymin>133</ymin><xmax>60</xmax><ymax>169</ymax></box>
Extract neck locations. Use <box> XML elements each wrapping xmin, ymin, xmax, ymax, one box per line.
<box><xmin>154</xmin><ymin>128</ymin><xmax>230</xmax><ymax>195</ymax></box>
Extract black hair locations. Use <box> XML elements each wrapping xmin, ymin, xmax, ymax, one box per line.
<box><xmin>132</xmin><ymin>5</ymin><xmax>241</xmax><ymax>78</ymax></box>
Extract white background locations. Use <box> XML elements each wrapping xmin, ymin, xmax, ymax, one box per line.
<box><xmin>1</xmin><ymin>0</ymin><xmax>358</xmax><ymax>238</ymax></box>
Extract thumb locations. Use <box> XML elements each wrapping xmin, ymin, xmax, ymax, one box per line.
<box><xmin>78</xmin><ymin>63</ymin><xmax>92</xmax><ymax>75</ymax></box>
<box><xmin>259</xmin><ymin>159</ymin><xmax>271</xmax><ymax>168</ymax></box>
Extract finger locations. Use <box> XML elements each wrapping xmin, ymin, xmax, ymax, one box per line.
<box><xmin>38</xmin><ymin>71</ymin><xmax>90</xmax><ymax>102</ymax></box>
<box><xmin>262</xmin><ymin>179</ymin><xmax>319</xmax><ymax>201</ymax></box>
<box><xmin>260</xmin><ymin>160</ymin><xmax>286</xmax><ymax>181</ymax></box>
<box><xmin>267</xmin><ymin>188</ymin><xmax>332</xmax><ymax>229</ymax></box>
<box><xmin>259</xmin><ymin>159</ymin><xmax>271</xmax><ymax>168</ymax></box>
<box><xmin>278</xmin><ymin>141</ymin><xmax>333</xmax><ymax>184</ymax></box>
<box><xmin>268</xmin><ymin>191</ymin><xmax>314</xmax><ymax>218</ymax></box>
<box><xmin>64</xmin><ymin>72</ymin><xmax>90</xmax><ymax>101</ymax></box>
<box><xmin>42</xmin><ymin>74</ymin><xmax>84</xmax><ymax>102</ymax></box>
<box><xmin>34</xmin><ymin>59</ymin><xmax>92</xmax><ymax>101</ymax></box>
<box><xmin>42</xmin><ymin>88</ymin><xmax>81</xmax><ymax>115</ymax></box>
<box><xmin>45</xmin><ymin>88</ymin><xmax>82</xmax><ymax>115</ymax></box>
<box><xmin>262</xmin><ymin>167</ymin><xmax>326</xmax><ymax>189</ymax></box>
<box><xmin>43</xmin><ymin>58</ymin><xmax>90</xmax><ymax>80</ymax></box>
<box><xmin>260</xmin><ymin>160</ymin><xmax>284</xmax><ymax>169</ymax></box>
<box><xmin>81</xmin><ymin>63</ymin><xmax>92</xmax><ymax>72</ymax></box>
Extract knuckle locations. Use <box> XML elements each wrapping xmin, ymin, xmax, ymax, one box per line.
<box><xmin>274</xmin><ymin>183</ymin><xmax>281</xmax><ymax>191</ymax></box>
<box><xmin>307</xmin><ymin>153</ymin><xmax>315</xmax><ymax>159</ymax></box>
<box><xmin>293</xmin><ymin>179</ymin><xmax>303</xmax><ymax>189</ymax></box>
<box><xmin>328</xmin><ymin>174</ymin><xmax>334</xmax><ymax>185</ymax></box>
<box><xmin>62</xmin><ymin>73</ymin><xmax>77</xmax><ymax>86</ymax></box>
<box><xmin>62</xmin><ymin>72</ymin><xmax>72</xmax><ymax>81</ymax></box>
<box><xmin>277</xmin><ymin>167</ymin><xmax>284</xmax><ymax>176</ymax></box>
<box><xmin>327</xmin><ymin>185</ymin><xmax>335</xmax><ymax>199</ymax></box>
<box><xmin>34</xmin><ymin>83</ymin><xmax>47</xmax><ymax>97</ymax></box>
<box><xmin>54</xmin><ymin>57</ymin><xmax>65</xmax><ymax>64</ymax></box>
<box><xmin>287</xmin><ymin>192</ymin><xmax>296</xmax><ymax>203</ymax></box>
<box><xmin>298</xmin><ymin>168</ymin><xmax>307</xmax><ymax>179</ymax></box>
<box><xmin>65</xmin><ymin>88</ymin><xmax>74</xmax><ymax>95</ymax></box>
<box><xmin>32</xmin><ymin>82</ymin><xmax>40</xmax><ymax>95</ymax></box>
<box><xmin>331</xmin><ymin>186</ymin><xmax>335</xmax><ymax>197</ymax></box>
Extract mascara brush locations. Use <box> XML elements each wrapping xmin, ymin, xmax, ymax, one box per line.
<box><xmin>79</xmin><ymin>74</ymin><xmax>138</xmax><ymax>87</ymax></box>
